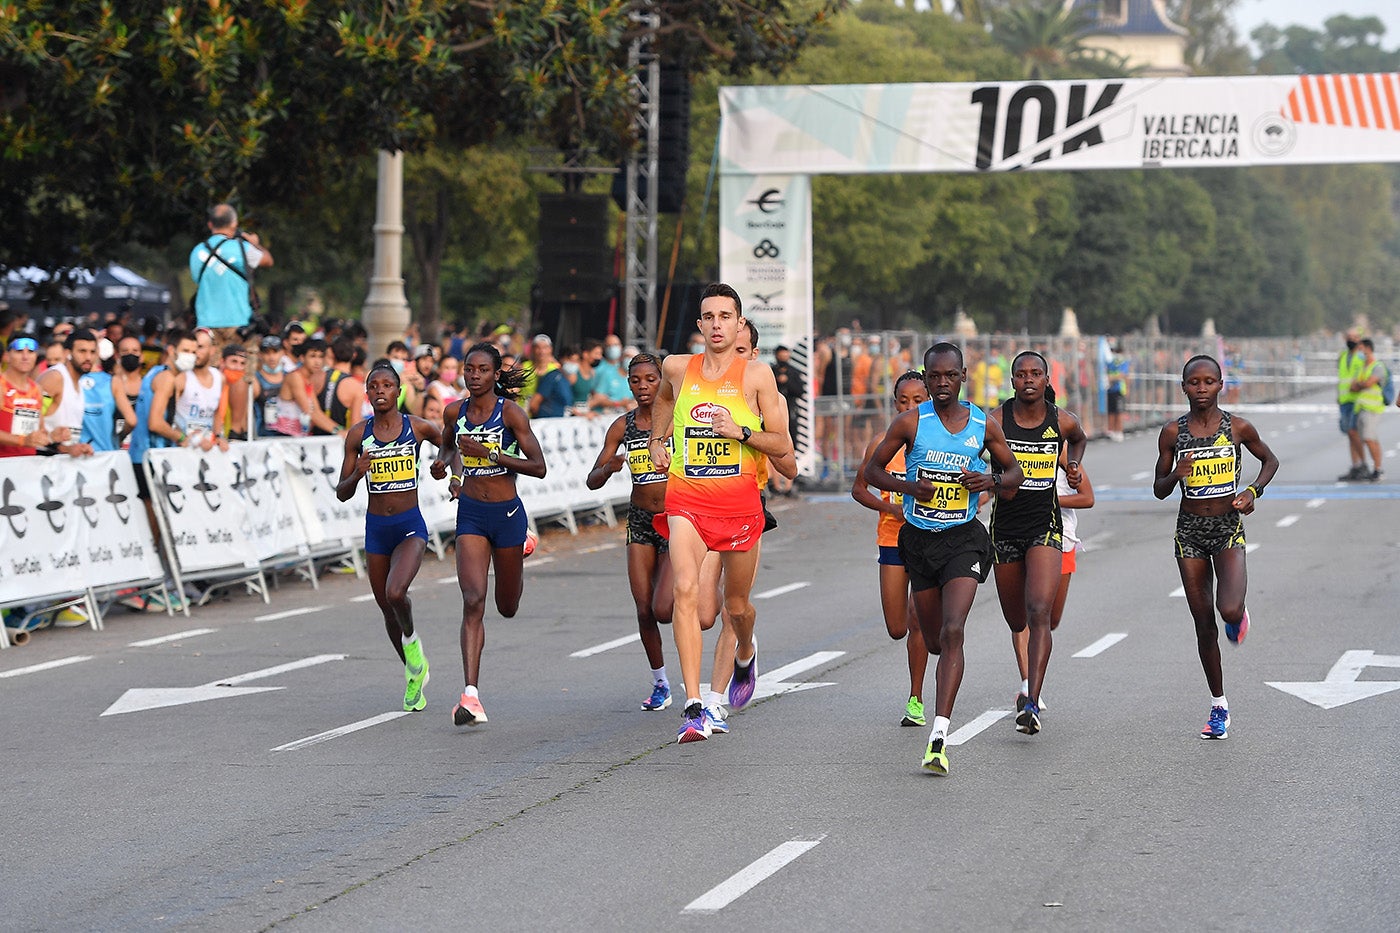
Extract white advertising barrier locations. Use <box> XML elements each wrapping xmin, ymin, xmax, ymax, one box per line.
<box><xmin>416</xmin><ymin>442</ymin><xmax>458</xmax><ymax>534</ymax></box>
<box><xmin>523</xmin><ymin>416</ymin><xmax>631</xmax><ymax>525</ymax></box>
<box><xmin>0</xmin><ymin>452</ymin><xmax>163</xmax><ymax>604</ymax></box>
<box><xmin>267</xmin><ymin>436</ymin><xmax>367</xmax><ymax>548</ymax></box>
<box><xmin>145</xmin><ymin>446</ymin><xmax>265</xmax><ymax>572</ymax></box>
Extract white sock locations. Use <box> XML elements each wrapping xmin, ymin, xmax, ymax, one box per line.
<box><xmin>651</xmin><ymin>665</ymin><xmax>668</xmax><ymax>686</ymax></box>
<box><xmin>465</xmin><ymin>685</ymin><xmax>479</xmax><ymax>699</ymax></box>
<box><xmin>686</xmin><ymin>696</ymin><xmax>702</xmax><ymax>710</ymax></box>
<box><xmin>930</xmin><ymin>716</ymin><xmax>951</xmax><ymax>741</ymax></box>
<box><xmin>1020</xmin><ymin>678</ymin><xmax>1029</xmax><ymax>695</ymax></box>
<box><xmin>1212</xmin><ymin>695</ymin><xmax>1227</xmax><ymax>710</ymax></box>
<box><xmin>706</xmin><ymin>690</ymin><xmax>726</xmax><ymax>710</ymax></box>
<box><xmin>403</xmin><ymin>633</ymin><xmax>419</xmax><ymax>646</ymax></box>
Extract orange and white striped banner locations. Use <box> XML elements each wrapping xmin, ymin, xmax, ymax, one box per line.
<box><xmin>1285</xmin><ymin>73</ymin><xmax>1400</xmax><ymax>130</ymax></box>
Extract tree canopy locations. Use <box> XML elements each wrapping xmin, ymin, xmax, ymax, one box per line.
<box><xmin>0</xmin><ymin>0</ymin><xmax>841</xmax><ymax>274</ymax></box>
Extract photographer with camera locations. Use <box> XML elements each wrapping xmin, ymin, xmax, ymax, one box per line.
<box><xmin>188</xmin><ymin>203</ymin><xmax>274</xmax><ymax>351</ymax></box>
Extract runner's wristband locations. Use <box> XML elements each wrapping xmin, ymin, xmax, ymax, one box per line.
<box><xmin>450</xmin><ymin>473</ymin><xmax>462</xmax><ymax>483</ymax></box>
<box><xmin>1246</xmin><ymin>484</ymin><xmax>1261</xmax><ymax>499</ymax></box>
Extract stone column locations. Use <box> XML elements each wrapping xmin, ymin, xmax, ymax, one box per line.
<box><xmin>361</xmin><ymin>150</ymin><xmax>410</xmax><ymax>356</ymax></box>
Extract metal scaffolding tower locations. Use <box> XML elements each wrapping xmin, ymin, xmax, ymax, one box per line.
<box><xmin>622</xmin><ymin>7</ymin><xmax>661</xmax><ymax>350</ymax></box>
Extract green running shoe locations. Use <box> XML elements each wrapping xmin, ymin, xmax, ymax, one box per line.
<box><xmin>901</xmin><ymin>696</ymin><xmax>926</xmax><ymax>727</ymax></box>
<box><xmin>403</xmin><ymin>641</ymin><xmax>429</xmax><ymax>712</ymax></box>
<box><xmin>922</xmin><ymin>737</ymin><xmax>949</xmax><ymax>775</ymax></box>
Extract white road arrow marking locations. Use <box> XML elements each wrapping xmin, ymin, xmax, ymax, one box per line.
<box><xmin>101</xmin><ymin>654</ymin><xmax>346</xmax><ymax>716</ymax></box>
<box><xmin>1267</xmin><ymin>650</ymin><xmax>1400</xmax><ymax>710</ymax></box>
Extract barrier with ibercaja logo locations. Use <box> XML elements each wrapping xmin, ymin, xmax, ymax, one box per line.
<box><xmin>2</xmin><ymin>418</ymin><xmax>633</xmax><ymax>646</ymax></box>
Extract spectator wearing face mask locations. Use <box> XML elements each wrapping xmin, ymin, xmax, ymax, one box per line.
<box><xmin>112</xmin><ymin>335</ymin><xmax>145</xmax><ymax>447</ymax></box>
<box><xmin>591</xmin><ymin>333</ymin><xmax>634</xmax><ymax>413</ymax></box>
<box><xmin>531</xmin><ymin>345</ymin><xmax>579</xmax><ymax>418</ymax></box>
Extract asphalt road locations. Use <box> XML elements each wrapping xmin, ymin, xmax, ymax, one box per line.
<box><xmin>3</xmin><ymin>399</ymin><xmax>1398</xmax><ymax>932</ymax></box>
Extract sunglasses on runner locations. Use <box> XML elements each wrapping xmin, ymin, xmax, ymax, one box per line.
<box><xmin>8</xmin><ymin>337</ymin><xmax>39</xmax><ymax>352</ymax></box>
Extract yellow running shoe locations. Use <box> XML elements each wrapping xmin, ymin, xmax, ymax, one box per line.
<box><xmin>922</xmin><ymin>737</ymin><xmax>949</xmax><ymax>775</ymax></box>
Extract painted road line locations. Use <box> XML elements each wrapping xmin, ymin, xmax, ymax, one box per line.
<box><xmin>526</xmin><ymin>556</ymin><xmax>556</xmax><ymax>567</ymax></box>
<box><xmin>128</xmin><ymin>628</ymin><xmax>216</xmax><ymax>648</ymax></box>
<box><xmin>570</xmin><ymin>633</ymin><xmax>642</xmax><ymax>658</ymax></box>
<box><xmin>1073</xmin><ymin>633</ymin><xmax>1128</xmax><ymax>659</ymax></box>
<box><xmin>272</xmin><ymin>711</ymin><xmax>410</xmax><ymax>752</ymax></box>
<box><xmin>216</xmin><ymin>654</ymin><xmax>346</xmax><ymax>686</ymax></box>
<box><xmin>437</xmin><ymin>575</ymin><xmax>460</xmax><ymax>585</ymax></box>
<box><xmin>349</xmin><ymin>593</ymin><xmax>378</xmax><ymax>602</ymax></box>
<box><xmin>1276</xmin><ymin>514</ymin><xmax>1301</xmax><ymax>528</ymax></box>
<box><xmin>682</xmin><ymin>839</ymin><xmax>824</xmax><ymax>914</ymax></box>
<box><xmin>1246</xmin><ymin>543</ymin><xmax>1260</xmax><ymax>554</ymax></box>
<box><xmin>1306</xmin><ymin>498</ymin><xmax>1325</xmax><ymax>509</ymax></box>
<box><xmin>754</xmin><ymin>582</ymin><xmax>811</xmax><ymax>600</ymax></box>
<box><xmin>1130</xmin><ymin>471</ymin><xmax>1152</xmax><ymax>481</ymax></box>
<box><xmin>0</xmin><ymin>655</ymin><xmax>92</xmax><ymax>679</ymax></box>
<box><xmin>762</xmin><ymin>651</ymin><xmax>845</xmax><ymax>683</ymax></box>
<box><xmin>254</xmin><ymin>606</ymin><xmax>327</xmax><ymax>623</ymax></box>
<box><xmin>579</xmin><ymin>543</ymin><xmax>621</xmax><ymax>554</ymax></box>
<box><xmin>1170</xmin><ymin>586</ymin><xmax>1185</xmax><ymax>598</ymax></box>
<box><xmin>946</xmin><ymin>710</ymin><xmax>1012</xmax><ymax>746</ymax></box>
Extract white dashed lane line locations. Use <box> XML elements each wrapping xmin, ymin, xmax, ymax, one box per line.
<box><xmin>682</xmin><ymin>838</ymin><xmax>824</xmax><ymax>914</ymax></box>
<box><xmin>254</xmin><ymin>606</ymin><xmax>326</xmax><ymax>623</ymax></box>
<box><xmin>754</xmin><ymin>582</ymin><xmax>810</xmax><ymax>600</ymax></box>
<box><xmin>0</xmin><ymin>656</ymin><xmax>92</xmax><ymax>679</ymax></box>
<box><xmin>1073</xmin><ymin>633</ymin><xmax>1128</xmax><ymax>658</ymax></box>
<box><xmin>272</xmin><ymin>711</ymin><xmax>410</xmax><ymax>752</ymax></box>
<box><xmin>946</xmin><ymin>710</ymin><xmax>1012</xmax><ymax>746</ymax></box>
<box><xmin>129</xmin><ymin>629</ymin><xmax>216</xmax><ymax>647</ymax></box>
<box><xmin>1276</xmin><ymin>514</ymin><xmax>1300</xmax><ymax>528</ymax></box>
<box><xmin>570</xmin><ymin>633</ymin><xmax>642</xmax><ymax>658</ymax></box>
<box><xmin>1306</xmin><ymin>498</ymin><xmax>1325</xmax><ymax>509</ymax></box>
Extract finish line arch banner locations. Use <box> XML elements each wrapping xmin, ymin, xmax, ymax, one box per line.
<box><xmin>718</xmin><ymin>73</ymin><xmax>1400</xmax><ymax>472</ymax></box>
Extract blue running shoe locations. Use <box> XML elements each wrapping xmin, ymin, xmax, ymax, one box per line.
<box><xmin>704</xmin><ymin>706</ymin><xmax>729</xmax><ymax>735</ymax></box>
<box><xmin>642</xmin><ymin>681</ymin><xmax>672</xmax><ymax>711</ymax></box>
<box><xmin>677</xmin><ymin>702</ymin><xmax>712</xmax><ymax>744</ymax></box>
<box><xmin>728</xmin><ymin>637</ymin><xmax>758</xmax><ymax>710</ymax></box>
<box><xmin>1015</xmin><ymin>699</ymin><xmax>1041</xmax><ymax>735</ymax></box>
<box><xmin>1200</xmin><ymin>705</ymin><xmax>1230</xmax><ymax>740</ymax></box>
<box><xmin>1225</xmin><ymin>607</ymin><xmax>1250</xmax><ymax>645</ymax></box>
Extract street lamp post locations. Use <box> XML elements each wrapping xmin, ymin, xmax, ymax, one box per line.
<box><xmin>362</xmin><ymin>150</ymin><xmax>410</xmax><ymax>355</ymax></box>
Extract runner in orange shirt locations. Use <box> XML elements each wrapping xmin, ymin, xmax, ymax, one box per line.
<box><xmin>649</xmin><ymin>284</ymin><xmax>792</xmax><ymax>743</ymax></box>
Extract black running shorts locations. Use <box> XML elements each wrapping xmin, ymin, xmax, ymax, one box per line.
<box><xmin>897</xmin><ymin>519</ymin><xmax>992</xmax><ymax>593</ymax></box>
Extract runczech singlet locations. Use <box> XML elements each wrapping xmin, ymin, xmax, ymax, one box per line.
<box><xmin>667</xmin><ymin>355</ymin><xmax>763</xmax><ymax>517</ymax></box>
<box><xmin>876</xmin><ymin>447</ymin><xmax>906</xmax><ymax>547</ymax></box>
<box><xmin>623</xmin><ymin>409</ymin><xmax>667</xmax><ymax>485</ymax></box>
<box><xmin>0</xmin><ymin>372</ymin><xmax>42</xmax><ymax>457</ymax></box>
<box><xmin>44</xmin><ymin>363</ymin><xmax>84</xmax><ymax>436</ymax></box>
<box><xmin>455</xmin><ymin>397</ymin><xmax>519</xmax><ymax>479</ymax></box>
<box><xmin>902</xmin><ymin>400</ymin><xmax>987</xmax><ymax>533</ymax></box>
<box><xmin>361</xmin><ymin>413</ymin><xmax>419</xmax><ymax>494</ymax></box>
<box><xmin>1176</xmin><ymin>410</ymin><xmax>1239</xmax><ymax>500</ymax></box>
<box><xmin>80</xmin><ymin>370</ymin><xmax>118</xmax><ymax>451</ymax></box>
<box><xmin>174</xmin><ymin>368</ymin><xmax>223</xmax><ymax>441</ymax></box>
<box><xmin>991</xmin><ymin>399</ymin><xmax>1063</xmax><ymax>540</ymax></box>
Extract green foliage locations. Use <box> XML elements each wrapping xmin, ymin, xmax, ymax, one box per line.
<box><xmin>989</xmin><ymin>0</ymin><xmax>1134</xmax><ymax>80</ymax></box>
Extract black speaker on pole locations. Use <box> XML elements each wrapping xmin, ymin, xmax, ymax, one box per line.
<box><xmin>538</xmin><ymin>193</ymin><xmax>613</xmax><ymax>304</ymax></box>
<box><xmin>612</xmin><ymin>61</ymin><xmax>691</xmax><ymax>214</ymax></box>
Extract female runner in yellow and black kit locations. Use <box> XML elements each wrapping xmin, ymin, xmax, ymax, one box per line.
<box><xmin>336</xmin><ymin>362</ymin><xmax>447</xmax><ymax>712</ymax></box>
<box><xmin>586</xmin><ymin>353</ymin><xmax>676</xmax><ymax>712</ymax></box>
<box><xmin>440</xmin><ymin>342</ymin><xmax>547</xmax><ymax>728</ymax></box>
<box><xmin>988</xmin><ymin>350</ymin><xmax>1087</xmax><ymax>737</ymax></box>
<box><xmin>1153</xmin><ymin>354</ymin><xmax>1278</xmax><ymax>740</ymax></box>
